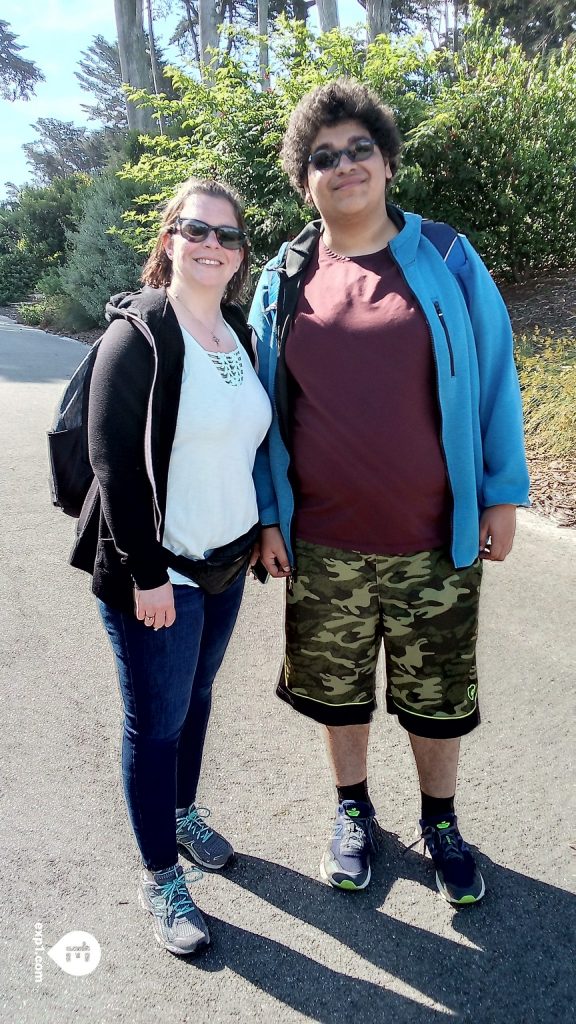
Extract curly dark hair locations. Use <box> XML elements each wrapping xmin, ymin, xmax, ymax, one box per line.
<box><xmin>141</xmin><ymin>178</ymin><xmax>250</xmax><ymax>304</ymax></box>
<box><xmin>281</xmin><ymin>78</ymin><xmax>402</xmax><ymax>198</ymax></box>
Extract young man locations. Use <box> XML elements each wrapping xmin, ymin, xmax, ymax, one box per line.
<box><xmin>250</xmin><ymin>79</ymin><xmax>529</xmax><ymax>905</ymax></box>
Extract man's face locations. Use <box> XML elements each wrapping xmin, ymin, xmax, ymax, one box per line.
<box><xmin>305</xmin><ymin>119</ymin><xmax>392</xmax><ymax>224</ymax></box>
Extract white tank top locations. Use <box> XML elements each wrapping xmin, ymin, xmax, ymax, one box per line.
<box><xmin>162</xmin><ymin>324</ymin><xmax>272</xmax><ymax>586</ymax></box>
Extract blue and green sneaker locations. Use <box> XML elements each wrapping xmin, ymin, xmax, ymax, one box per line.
<box><xmin>418</xmin><ymin>814</ymin><xmax>485</xmax><ymax>905</ymax></box>
<box><xmin>176</xmin><ymin>804</ymin><xmax>234</xmax><ymax>870</ymax></box>
<box><xmin>320</xmin><ymin>799</ymin><xmax>376</xmax><ymax>891</ymax></box>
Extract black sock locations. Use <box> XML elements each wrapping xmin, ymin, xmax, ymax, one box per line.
<box><xmin>420</xmin><ymin>792</ymin><xmax>455</xmax><ymax>821</ymax></box>
<box><xmin>337</xmin><ymin>779</ymin><xmax>370</xmax><ymax>805</ymax></box>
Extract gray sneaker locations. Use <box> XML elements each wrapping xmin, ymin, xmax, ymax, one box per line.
<box><xmin>176</xmin><ymin>804</ymin><xmax>234</xmax><ymax>870</ymax></box>
<box><xmin>138</xmin><ymin>863</ymin><xmax>210</xmax><ymax>955</ymax></box>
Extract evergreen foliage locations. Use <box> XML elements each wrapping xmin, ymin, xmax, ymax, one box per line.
<box><xmin>58</xmin><ymin>174</ymin><xmax>146</xmax><ymax>324</ymax></box>
<box><xmin>0</xmin><ymin>19</ymin><xmax>44</xmax><ymax>101</ymax></box>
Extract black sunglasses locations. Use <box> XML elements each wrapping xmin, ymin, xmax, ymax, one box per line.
<box><xmin>308</xmin><ymin>138</ymin><xmax>377</xmax><ymax>172</ymax></box>
<box><xmin>172</xmin><ymin>217</ymin><xmax>247</xmax><ymax>250</ymax></box>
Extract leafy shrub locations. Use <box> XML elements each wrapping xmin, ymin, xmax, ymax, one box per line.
<box><xmin>8</xmin><ymin>174</ymin><xmax>91</xmax><ymax>270</ymax></box>
<box><xmin>0</xmin><ymin>249</ymin><xmax>39</xmax><ymax>304</ymax></box>
<box><xmin>59</xmin><ymin>173</ymin><xmax>145</xmax><ymax>324</ymax></box>
<box><xmin>402</xmin><ymin>20</ymin><xmax>576</xmax><ymax>280</ymax></box>
<box><xmin>119</xmin><ymin>21</ymin><xmax>442</xmax><ymax>271</ymax></box>
<box><xmin>119</xmin><ymin>18</ymin><xmax>576</xmax><ymax>283</ymax></box>
<box><xmin>16</xmin><ymin>293</ymin><xmax>97</xmax><ymax>331</ymax></box>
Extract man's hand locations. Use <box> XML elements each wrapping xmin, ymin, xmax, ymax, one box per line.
<box><xmin>134</xmin><ymin>581</ymin><xmax>176</xmax><ymax>629</ymax></box>
<box><xmin>479</xmin><ymin>505</ymin><xmax>517</xmax><ymax>561</ymax></box>
<box><xmin>260</xmin><ymin>526</ymin><xmax>291</xmax><ymax>578</ymax></box>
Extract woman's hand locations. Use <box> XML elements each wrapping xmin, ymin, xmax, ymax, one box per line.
<box><xmin>134</xmin><ymin>581</ymin><xmax>176</xmax><ymax>629</ymax></box>
<box><xmin>260</xmin><ymin>526</ymin><xmax>291</xmax><ymax>578</ymax></box>
<box><xmin>479</xmin><ymin>505</ymin><xmax>517</xmax><ymax>561</ymax></box>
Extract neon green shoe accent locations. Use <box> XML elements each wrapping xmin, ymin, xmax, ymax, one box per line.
<box><xmin>337</xmin><ymin>879</ymin><xmax>360</xmax><ymax>890</ymax></box>
<box><xmin>455</xmin><ymin>894</ymin><xmax>477</xmax><ymax>904</ymax></box>
<box><xmin>346</xmin><ymin>808</ymin><xmax>360</xmax><ymax>817</ymax></box>
<box><xmin>437</xmin><ymin>821</ymin><xmax>451</xmax><ymax>829</ymax></box>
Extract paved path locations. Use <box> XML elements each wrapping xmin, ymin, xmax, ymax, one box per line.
<box><xmin>2</xmin><ymin>319</ymin><xmax>575</xmax><ymax>1024</ymax></box>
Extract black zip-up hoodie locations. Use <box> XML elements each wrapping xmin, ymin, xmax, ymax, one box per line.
<box><xmin>70</xmin><ymin>286</ymin><xmax>255</xmax><ymax>611</ymax></box>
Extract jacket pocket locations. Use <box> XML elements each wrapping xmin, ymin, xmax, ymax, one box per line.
<box><xmin>433</xmin><ymin>301</ymin><xmax>455</xmax><ymax>377</ymax></box>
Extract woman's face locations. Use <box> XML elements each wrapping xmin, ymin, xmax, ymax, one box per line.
<box><xmin>163</xmin><ymin>193</ymin><xmax>245</xmax><ymax>296</ymax></box>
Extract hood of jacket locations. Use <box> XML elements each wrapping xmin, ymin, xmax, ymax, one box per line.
<box><xmin>279</xmin><ymin>203</ymin><xmax>424</xmax><ymax>279</ymax></box>
<box><xmin>105</xmin><ymin>285</ymin><xmax>252</xmax><ymax>352</ymax></box>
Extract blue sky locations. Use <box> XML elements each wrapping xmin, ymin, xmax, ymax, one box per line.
<box><xmin>0</xmin><ymin>0</ymin><xmax>364</xmax><ymax>201</ymax></box>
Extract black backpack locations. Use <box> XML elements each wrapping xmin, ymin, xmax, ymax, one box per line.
<box><xmin>47</xmin><ymin>336</ymin><xmax>103</xmax><ymax>517</ymax></box>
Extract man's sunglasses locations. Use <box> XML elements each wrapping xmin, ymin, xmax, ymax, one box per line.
<box><xmin>171</xmin><ymin>217</ymin><xmax>247</xmax><ymax>250</ymax></box>
<box><xmin>308</xmin><ymin>138</ymin><xmax>377</xmax><ymax>172</ymax></box>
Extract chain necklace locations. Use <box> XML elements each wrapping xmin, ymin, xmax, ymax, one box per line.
<box><xmin>168</xmin><ymin>290</ymin><xmax>223</xmax><ymax>347</ymax></box>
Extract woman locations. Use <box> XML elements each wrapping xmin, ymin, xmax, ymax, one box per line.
<box><xmin>70</xmin><ymin>179</ymin><xmax>271</xmax><ymax>954</ymax></box>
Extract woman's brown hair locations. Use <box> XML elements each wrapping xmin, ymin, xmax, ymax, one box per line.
<box><xmin>141</xmin><ymin>178</ymin><xmax>250</xmax><ymax>304</ymax></box>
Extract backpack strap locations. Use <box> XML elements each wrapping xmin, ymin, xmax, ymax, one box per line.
<box><xmin>264</xmin><ymin>241</ymin><xmax>289</xmax><ymax>311</ymax></box>
<box><xmin>420</xmin><ymin>219</ymin><xmax>468</xmax><ymax>306</ymax></box>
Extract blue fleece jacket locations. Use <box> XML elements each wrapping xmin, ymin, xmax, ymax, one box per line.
<box><xmin>249</xmin><ymin>210</ymin><xmax>530</xmax><ymax>569</ymax></box>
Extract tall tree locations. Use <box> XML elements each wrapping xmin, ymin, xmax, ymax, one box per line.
<box><xmin>76</xmin><ymin>36</ymin><xmax>129</xmax><ymax>130</ymax></box>
<box><xmin>22</xmin><ymin>119</ymin><xmax>112</xmax><ymax>185</ymax></box>
<box><xmin>113</xmin><ymin>0</ymin><xmax>155</xmax><ymax>131</ymax></box>
<box><xmin>316</xmin><ymin>0</ymin><xmax>340</xmax><ymax>31</ymax></box>
<box><xmin>258</xmin><ymin>0</ymin><xmax>270</xmax><ymax>89</ymax></box>
<box><xmin>363</xmin><ymin>0</ymin><xmax>392</xmax><ymax>39</ymax></box>
<box><xmin>475</xmin><ymin>1</ymin><xmax>576</xmax><ymax>54</ymax></box>
<box><xmin>198</xmin><ymin>0</ymin><xmax>220</xmax><ymax>74</ymax></box>
<box><xmin>0</xmin><ymin>20</ymin><xmax>44</xmax><ymax>100</ymax></box>
<box><xmin>164</xmin><ymin>0</ymin><xmax>314</xmax><ymax>67</ymax></box>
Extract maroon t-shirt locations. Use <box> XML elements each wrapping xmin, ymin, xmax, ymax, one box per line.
<box><xmin>285</xmin><ymin>239</ymin><xmax>451</xmax><ymax>554</ymax></box>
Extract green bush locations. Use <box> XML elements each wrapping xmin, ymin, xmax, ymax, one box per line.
<box><xmin>119</xmin><ymin>21</ymin><xmax>441</xmax><ymax>271</ymax></box>
<box><xmin>8</xmin><ymin>174</ymin><xmax>91</xmax><ymax>270</ymax></box>
<box><xmin>59</xmin><ymin>173</ymin><xmax>145</xmax><ymax>324</ymax></box>
<box><xmin>118</xmin><ymin>18</ymin><xmax>576</xmax><ymax>283</ymax></box>
<box><xmin>401</xmin><ymin>21</ymin><xmax>576</xmax><ymax>280</ymax></box>
<box><xmin>0</xmin><ymin>250</ymin><xmax>39</xmax><ymax>304</ymax></box>
<box><xmin>16</xmin><ymin>293</ymin><xmax>97</xmax><ymax>332</ymax></box>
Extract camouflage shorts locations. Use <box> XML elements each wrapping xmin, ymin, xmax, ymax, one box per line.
<box><xmin>277</xmin><ymin>539</ymin><xmax>483</xmax><ymax>738</ymax></box>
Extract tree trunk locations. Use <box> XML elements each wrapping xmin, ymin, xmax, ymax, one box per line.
<box><xmin>366</xmin><ymin>0</ymin><xmax>391</xmax><ymax>41</ymax></box>
<box><xmin>113</xmin><ymin>0</ymin><xmax>155</xmax><ymax>132</ymax></box>
<box><xmin>146</xmin><ymin>0</ymin><xmax>164</xmax><ymax>132</ymax></box>
<box><xmin>257</xmin><ymin>0</ymin><xmax>270</xmax><ymax>91</ymax></box>
<box><xmin>198</xmin><ymin>0</ymin><xmax>220</xmax><ymax>81</ymax></box>
<box><xmin>316</xmin><ymin>0</ymin><xmax>340</xmax><ymax>32</ymax></box>
<box><xmin>292</xmin><ymin>0</ymin><xmax>311</xmax><ymax>23</ymax></box>
<box><xmin>182</xmin><ymin>0</ymin><xmax>201</xmax><ymax>65</ymax></box>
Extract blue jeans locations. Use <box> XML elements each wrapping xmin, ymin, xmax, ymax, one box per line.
<box><xmin>98</xmin><ymin>575</ymin><xmax>244</xmax><ymax>871</ymax></box>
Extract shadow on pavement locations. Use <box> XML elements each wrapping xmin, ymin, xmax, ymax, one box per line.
<box><xmin>184</xmin><ymin>833</ymin><xmax>575</xmax><ymax>1023</ymax></box>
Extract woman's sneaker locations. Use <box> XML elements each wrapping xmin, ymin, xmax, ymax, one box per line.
<box><xmin>416</xmin><ymin>813</ymin><xmax>485</xmax><ymax>905</ymax></box>
<box><xmin>320</xmin><ymin>799</ymin><xmax>376</xmax><ymax>891</ymax></box>
<box><xmin>176</xmin><ymin>804</ymin><xmax>234</xmax><ymax>870</ymax></box>
<box><xmin>138</xmin><ymin>863</ymin><xmax>210</xmax><ymax>955</ymax></box>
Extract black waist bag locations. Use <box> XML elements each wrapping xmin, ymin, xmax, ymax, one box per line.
<box><xmin>163</xmin><ymin>523</ymin><xmax>259</xmax><ymax>595</ymax></box>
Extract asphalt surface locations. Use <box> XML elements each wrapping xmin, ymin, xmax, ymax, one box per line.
<box><xmin>2</xmin><ymin>317</ymin><xmax>575</xmax><ymax>1024</ymax></box>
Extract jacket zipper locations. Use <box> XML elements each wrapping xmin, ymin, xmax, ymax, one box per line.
<box><xmin>273</xmin><ymin>268</ymin><xmax>301</xmax><ymax>573</ymax></box>
<box><xmin>433</xmin><ymin>301</ymin><xmax>455</xmax><ymax>377</ymax></box>
<box><xmin>387</xmin><ymin>250</ymin><xmax>456</xmax><ymax>543</ymax></box>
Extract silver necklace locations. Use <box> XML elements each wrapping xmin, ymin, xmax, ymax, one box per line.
<box><xmin>169</xmin><ymin>291</ymin><xmax>222</xmax><ymax>347</ymax></box>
